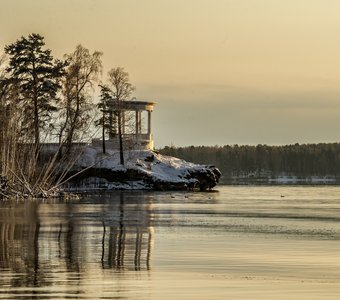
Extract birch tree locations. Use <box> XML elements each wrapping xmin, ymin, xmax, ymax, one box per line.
<box><xmin>106</xmin><ymin>67</ymin><xmax>135</xmax><ymax>165</ymax></box>
<box><xmin>59</xmin><ymin>45</ymin><xmax>102</xmax><ymax>154</ymax></box>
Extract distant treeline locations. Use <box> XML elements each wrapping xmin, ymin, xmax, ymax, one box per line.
<box><xmin>159</xmin><ymin>143</ymin><xmax>340</xmax><ymax>177</ymax></box>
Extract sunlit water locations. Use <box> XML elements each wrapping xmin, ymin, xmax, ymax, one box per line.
<box><xmin>1</xmin><ymin>186</ymin><xmax>340</xmax><ymax>299</ymax></box>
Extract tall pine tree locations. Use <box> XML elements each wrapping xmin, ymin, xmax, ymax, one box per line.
<box><xmin>4</xmin><ymin>33</ymin><xmax>65</xmax><ymax>148</ymax></box>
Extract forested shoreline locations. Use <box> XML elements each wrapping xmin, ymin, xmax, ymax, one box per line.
<box><xmin>159</xmin><ymin>143</ymin><xmax>340</xmax><ymax>180</ymax></box>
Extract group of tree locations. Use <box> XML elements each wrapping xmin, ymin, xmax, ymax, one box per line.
<box><xmin>0</xmin><ymin>33</ymin><xmax>135</xmax><ymax>196</ymax></box>
<box><xmin>97</xmin><ymin>67</ymin><xmax>135</xmax><ymax>164</ymax></box>
<box><xmin>160</xmin><ymin>143</ymin><xmax>340</xmax><ymax>178</ymax></box>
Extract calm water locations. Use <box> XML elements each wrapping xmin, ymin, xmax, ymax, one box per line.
<box><xmin>1</xmin><ymin>186</ymin><xmax>340</xmax><ymax>299</ymax></box>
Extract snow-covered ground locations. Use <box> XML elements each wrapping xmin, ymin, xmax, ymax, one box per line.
<box><xmin>269</xmin><ymin>175</ymin><xmax>336</xmax><ymax>184</ymax></box>
<box><xmin>65</xmin><ymin>146</ymin><xmax>220</xmax><ymax>191</ymax></box>
<box><xmin>221</xmin><ymin>174</ymin><xmax>337</xmax><ymax>185</ymax></box>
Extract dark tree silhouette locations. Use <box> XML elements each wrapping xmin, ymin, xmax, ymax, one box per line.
<box><xmin>96</xmin><ymin>85</ymin><xmax>112</xmax><ymax>154</ymax></box>
<box><xmin>160</xmin><ymin>143</ymin><xmax>340</xmax><ymax>179</ymax></box>
<box><xmin>4</xmin><ymin>33</ymin><xmax>65</xmax><ymax>148</ymax></box>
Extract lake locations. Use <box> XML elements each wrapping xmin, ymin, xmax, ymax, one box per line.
<box><xmin>1</xmin><ymin>186</ymin><xmax>340</xmax><ymax>299</ymax></box>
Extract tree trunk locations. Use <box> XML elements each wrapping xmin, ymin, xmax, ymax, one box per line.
<box><xmin>32</xmin><ymin>71</ymin><xmax>40</xmax><ymax>150</ymax></box>
<box><xmin>118</xmin><ymin>111</ymin><xmax>124</xmax><ymax>166</ymax></box>
<box><xmin>33</xmin><ymin>97</ymin><xmax>39</xmax><ymax>152</ymax></box>
<box><xmin>58</xmin><ymin>97</ymin><xmax>71</xmax><ymax>159</ymax></box>
<box><xmin>102</xmin><ymin>111</ymin><xmax>106</xmax><ymax>154</ymax></box>
<box><xmin>109</xmin><ymin>111</ymin><xmax>113</xmax><ymax>139</ymax></box>
<box><xmin>65</xmin><ymin>77</ymin><xmax>81</xmax><ymax>155</ymax></box>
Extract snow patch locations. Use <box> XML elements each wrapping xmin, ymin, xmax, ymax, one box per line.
<box><xmin>67</xmin><ymin>146</ymin><xmax>220</xmax><ymax>190</ymax></box>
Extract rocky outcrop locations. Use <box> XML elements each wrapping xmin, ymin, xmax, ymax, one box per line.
<box><xmin>62</xmin><ymin>147</ymin><xmax>221</xmax><ymax>191</ymax></box>
<box><xmin>185</xmin><ymin>165</ymin><xmax>221</xmax><ymax>191</ymax></box>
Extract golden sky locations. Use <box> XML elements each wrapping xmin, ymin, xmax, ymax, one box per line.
<box><xmin>2</xmin><ymin>0</ymin><xmax>340</xmax><ymax>146</ymax></box>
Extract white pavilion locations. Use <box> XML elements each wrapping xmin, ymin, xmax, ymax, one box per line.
<box><xmin>92</xmin><ymin>100</ymin><xmax>156</xmax><ymax>150</ymax></box>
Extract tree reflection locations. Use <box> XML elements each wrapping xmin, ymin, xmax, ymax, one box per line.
<box><xmin>0</xmin><ymin>192</ymin><xmax>155</xmax><ymax>290</ymax></box>
<box><xmin>0</xmin><ymin>202</ymin><xmax>46</xmax><ymax>288</ymax></box>
<box><xmin>101</xmin><ymin>193</ymin><xmax>154</xmax><ymax>270</ymax></box>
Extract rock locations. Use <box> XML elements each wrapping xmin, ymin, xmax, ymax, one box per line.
<box><xmin>186</xmin><ymin>165</ymin><xmax>221</xmax><ymax>191</ymax></box>
<box><xmin>144</xmin><ymin>154</ymin><xmax>155</xmax><ymax>162</ymax></box>
<box><xmin>58</xmin><ymin>147</ymin><xmax>221</xmax><ymax>191</ymax></box>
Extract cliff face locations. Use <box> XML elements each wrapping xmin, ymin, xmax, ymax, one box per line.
<box><xmin>63</xmin><ymin>146</ymin><xmax>221</xmax><ymax>191</ymax></box>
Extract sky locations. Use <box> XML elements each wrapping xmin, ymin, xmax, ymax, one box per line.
<box><xmin>1</xmin><ymin>0</ymin><xmax>340</xmax><ymax>147</ymax></box>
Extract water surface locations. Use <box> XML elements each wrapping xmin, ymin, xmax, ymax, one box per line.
<box><xmin>1</xmin><ymin>186</ymin><xmax>340</xmax><ymax>299</ymax></box>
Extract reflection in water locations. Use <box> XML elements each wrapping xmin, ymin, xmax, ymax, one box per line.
<box><xmin>101</xmin><ymin>194</ymin><xmax>154</xmax><ymax>270</ymax></box>
<box><xmin>2</xmin><ymin>187</ymin><xmax>340</xmax><ymax>299</ymax></box>
<box><xmin>0</xmin><ymin>192</ymin><xmax>154</xmax><ymax>295</ymax></box>
<box><xmin>0</xmin><ymin>201</ymin><xmax>45</xmax><ymax>288</ymax></box>
<box><xmin>101</xmin><ymin>223</ymin><xmax>153</xmax><ymax>271</ymax></box>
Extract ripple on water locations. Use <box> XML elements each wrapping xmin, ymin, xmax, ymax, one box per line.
<box><xmin>1</xmin><ymin>186</ymin><xmax>340</xmax><ymax>299</ymax></box>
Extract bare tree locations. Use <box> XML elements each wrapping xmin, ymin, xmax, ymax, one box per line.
<box><xmin>0</xmin><ymin>54</ymin><xmax>12</xmax><ymax>177</ymax></box>
<box><xmin>0</xmin><ymin>54</ymin><xmax>41</xmax><ymax>195</ymax></box>
<box><xmin>59</xmin><ymin>45</ymin><xmax>102</xmax><ymax>155</ymax></box>
<box><xmin>106</xmin><ymin>67</ymin><xmax>135</xmax><ymax>165</ymax></box>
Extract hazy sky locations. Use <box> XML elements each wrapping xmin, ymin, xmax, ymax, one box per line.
<box><xmin>2</xmin><ymin>0</ymin><xmax>340</xmax><ymax>147</ymax></box>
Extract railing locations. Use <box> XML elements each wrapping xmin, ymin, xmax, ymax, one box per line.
<box><xmin>92</xmin><ymin>134</ymin><xmax>154</xmax><ymax>150</ymax></box>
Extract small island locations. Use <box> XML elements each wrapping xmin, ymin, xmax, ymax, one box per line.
<box><xmin>43</xmin><ymin>100</ymin><xmax>220</xmax><ymax>192</ymax></box>
<box><xmin>62</xmin><ymin>146</ymin><xmax>221</xmax><ymax>192</ymax></box>
<box><xmin>0</xmin><ymin>34</ymin><xmax>220</xmax><ymax>199</ymax></box>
